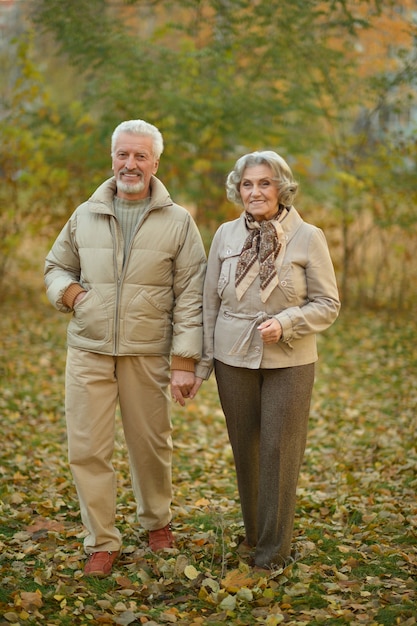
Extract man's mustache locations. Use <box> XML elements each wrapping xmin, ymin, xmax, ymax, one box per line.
<box><xmin>120</xmin><ymin>169</ymin><xmax>143</xmax><ymax>177</ymax></box>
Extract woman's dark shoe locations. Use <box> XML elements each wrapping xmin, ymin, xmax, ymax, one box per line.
<box><xmin>237</xmin><ymin>538</ymin><xmax>255</xmax><ymax>558</ymax></box>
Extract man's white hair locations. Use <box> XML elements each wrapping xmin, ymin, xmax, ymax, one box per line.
<box><xmin>111</xmin><ymin>119</ymin><xmax>164</xmax><ymax>159</ymax></box>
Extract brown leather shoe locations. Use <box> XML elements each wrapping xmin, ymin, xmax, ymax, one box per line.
<box><xmin>84</xmin><ymin>551</ymin><xmax>119</xmax><ymax>577</ymax></box>
<box><xmin>149</xmin><ymin>523</ymin><xmax>174</xmax><ymax>551</ymax></box>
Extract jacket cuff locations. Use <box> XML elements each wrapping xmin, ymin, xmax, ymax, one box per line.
<box><xmin>195</xmin><ymin>363</ymin><xmax>212</xmax><ymax>380</ymax></box>
<box><xmin>171</xmin><ymin>356</ymin><xmax>195</xmax><ymax>372</ymax></box>
<box><xmin>276</xmin><ymin>311</ymin><xmax>293</xmax><ymax>343</ymax></box>
<box><xmin>62</xmin><ymin>283</ymin><xmax>86</xmax><ymax>309</ymax></box>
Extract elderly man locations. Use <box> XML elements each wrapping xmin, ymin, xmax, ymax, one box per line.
<box><xmin>45</xmin><ymin>119</ymin><xmax>206</xmax><ymax>577</ymax></box>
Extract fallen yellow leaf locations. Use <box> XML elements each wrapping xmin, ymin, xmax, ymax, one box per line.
<box><xmin>184</xmin><ymin>565</ymin><xmax>200</xmax><ymax>580</ymax></box>
<box><xmin>221</xmin><ymin>568</ymin><xmax>257</xmax><ymax>592</ymax></box>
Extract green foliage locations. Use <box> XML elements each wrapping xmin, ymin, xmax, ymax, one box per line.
<box><xmin>0</xmin><ymin>35</ymin><xmax>47</xmax><ymax>280</ymax></box>
<box><xmin>31</xmin><ymin>0</ymin><xmax>372</xmax><ymax>204</ymax></box>
<box><xmin>0</xmin><ymin>32</ymin><xmax>103</xmax><ymax>289</ymax></box>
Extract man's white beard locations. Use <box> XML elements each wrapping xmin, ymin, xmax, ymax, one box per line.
<box><xmin>117</xmin><ymin>178</ymin><xmax>145</xmax><ymax>195</ymax></box>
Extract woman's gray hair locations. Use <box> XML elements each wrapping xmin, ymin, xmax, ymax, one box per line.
<box><xmin>111</xmin><ymin>119</ymin><xmax>164</xmax><ymax>159</ymax></box>
<box><xmin>226</xmin><ymin>150</ymin><xmax>298</xmax><ymax>208</ymax></box>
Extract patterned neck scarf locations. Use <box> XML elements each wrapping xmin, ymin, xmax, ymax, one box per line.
<box><xmin>235</xmin><ymin>208</ymin><xmax>287</xmax><ymax>303</ymax></box>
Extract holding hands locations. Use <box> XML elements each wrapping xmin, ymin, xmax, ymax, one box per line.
<box><xmin>171</xmin><ymin>370</ymin><xmax>204</xmax><ymax>406</ymax></box>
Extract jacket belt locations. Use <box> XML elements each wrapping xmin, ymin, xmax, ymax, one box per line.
<box><xmin>226</xmin><ymin>310</ymin><xmax>269</xmax><ymax>356</ymax></box>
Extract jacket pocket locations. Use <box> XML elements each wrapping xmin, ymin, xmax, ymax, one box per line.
<box><xmin>277</xmin><ymin>263</ymin><xmax>304</xmax><ymax>303</ymax></box>
<box><xmin>218</xmin><ymin>253</ymin><xmax>240</xmax><ymax>297</ymax></box>
<box><xmin>123</xmin><ymin>290</ymin><xmax>171</xmax><ymax>344</ymax></box>
<box><xmin>70</xmin><ymin>289</ymin><xmax>110</xmax><ymax>341</ymax></box>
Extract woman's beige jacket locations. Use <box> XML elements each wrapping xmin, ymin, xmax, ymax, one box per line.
<box><xmin>44</xmin><ymin>176</ymin><xmax>207</xmax><ymax>360</ymax></box>
<box><xmin>195</xmin><ymin>207</ymin><xmax>340</xmax><ymax>379</ymax></box>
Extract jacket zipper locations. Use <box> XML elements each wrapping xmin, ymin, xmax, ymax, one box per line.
<box><xmin>111</xmin><ymin>207</ymin><xmax>154</xmax><ymax>355</ymax></box>
<box><xmin>111</xmin><ymin>217</ymin><xmax>122</xmax><ymax>356</ymax></box>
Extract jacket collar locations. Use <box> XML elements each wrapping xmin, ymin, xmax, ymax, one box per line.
<box><xmin>87</xmin><ymin>175</ymin><xmax>173</xmax><ymax>215</ymax></box>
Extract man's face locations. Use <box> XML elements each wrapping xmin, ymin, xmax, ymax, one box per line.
<box><xmin>112</xmin><ymin>132</ymin><xmax>159</xmax><ymax>200</ymax></box>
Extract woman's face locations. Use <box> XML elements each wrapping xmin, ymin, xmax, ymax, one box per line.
<box><xmin>239</xmin><ymin>164</ymin><xmax>280</xmax><ymax>221</ymax></box>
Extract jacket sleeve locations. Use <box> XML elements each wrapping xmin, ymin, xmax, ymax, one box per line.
<box><xmin>194</xmin><ymin>226</ymin><xmax>224</xmax><ymax>380</ymax></box>
<box><xmin>171</xmin><ymin>214</ymin><xmax>207</xmax><ymax>362</ymax></box>
<box><xmin>44</xmin><ymin>212</ymin><xmax>83</xmax><ymax>313</ymax></box>
<box><xmin>276</xmin><ymin>227</ymin><xmax>341</xmax><ymax>343</ymax></box>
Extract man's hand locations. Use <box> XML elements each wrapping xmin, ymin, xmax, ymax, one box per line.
<box><xmin>74</xmin><ymin>291</ymin><xmax>87</xmax><ymax>306</ymax></box>
<box><xmin>171</xmin><ymin>370</ymin><xmax>204</xmax><ymax>406</ymax></box>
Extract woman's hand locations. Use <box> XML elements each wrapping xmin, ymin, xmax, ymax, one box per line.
<box><xmin>257</xmin><ymin>318</ymin><xmax>283</xmax><ymax>344</ymax></box>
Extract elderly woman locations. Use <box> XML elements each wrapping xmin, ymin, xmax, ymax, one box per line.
<box><xmin>195</xmin><ymin>151</ymin><xmax>340</xmax><ymax>571</ymax></box>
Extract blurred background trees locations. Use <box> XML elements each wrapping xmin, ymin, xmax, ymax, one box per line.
<box><xmin>1</xmin><ymin>0</ymin><xmax>416</xmax><ymax>308</ymax></box>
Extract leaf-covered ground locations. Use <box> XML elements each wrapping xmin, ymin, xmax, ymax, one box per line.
<box><xmin>1</xmin><ymin>285</ymin><xmax>416</xmax><ymax>625</ymax></box>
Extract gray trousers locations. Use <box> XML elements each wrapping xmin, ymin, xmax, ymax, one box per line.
<box><xmin>214</xmin><ymin>360</ymin><xmax>315</xmax><ymax>568</ymax></box>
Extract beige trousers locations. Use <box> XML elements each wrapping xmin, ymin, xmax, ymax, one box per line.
<box><xmin>65</xmin><ymin>346</ymin><xmax>173</xmax><ymax>553</ymax></box>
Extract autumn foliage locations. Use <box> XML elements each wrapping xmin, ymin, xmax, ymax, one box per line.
<box><xmin>1</xmin><ymin>0</ymin><xmax>417</xmax><ymax>306</ymax></box>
